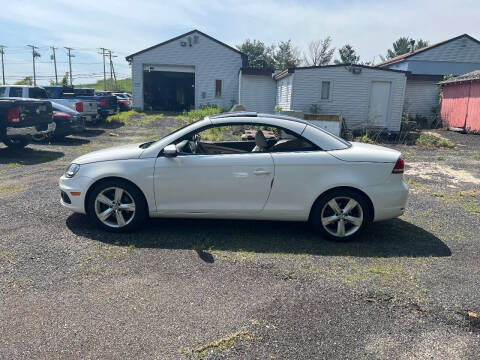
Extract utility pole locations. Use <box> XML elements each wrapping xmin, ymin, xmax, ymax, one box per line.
<box><xmin>111</xmin><ymin>54</ymin><xmax>118</xmax><ymax>91</ymax></box>
<box><xmin>27</xmin><ymin>45</ymin><xmax>40</xmax><ymax>86</ymax></box>
<box><xmin>50</xmin><ymin>46</ymin><xmax>58</xmax><ymax>84</ymax></box>
<box><xmin>108</xmin><ymin>50</ymin><xmax>114</xmax><ymax>91</ymax></box>
<box><xmin>65</xmin><ymin>47</ymin><xmax>74</xmax><ymax>86</ymax></box>
<box><xmin>99</xmin><ymin>48</ymin><xmax>108</xmax><ymax>90</ymax></box>
<box><xmin>0</xmin><ymin>46</ymin><xmax>6</xmax><ymax>85</ymax></box>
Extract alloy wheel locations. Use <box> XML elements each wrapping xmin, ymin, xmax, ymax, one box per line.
<box><xmin>320</xmin><ymin>196</ymin><xmax>363</xmax><ymax>238</ymax></box>
<box><xmin>94</xmin><ymin>187</ymin><xmax>136</xmax><ymax>228</ymax></box>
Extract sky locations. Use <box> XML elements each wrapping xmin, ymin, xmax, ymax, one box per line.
<box><xmin>0</xmin><ymin>0</ymin><xmax>479</xmax><ymax>85</ymax></box>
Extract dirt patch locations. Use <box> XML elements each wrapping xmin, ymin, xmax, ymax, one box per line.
<box><xmin>406</xmin><ymin>162</ymin><xmax>480</xmax><ymax>185</ymax></box>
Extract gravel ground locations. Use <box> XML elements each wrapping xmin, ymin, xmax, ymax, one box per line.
<box><xmin>0</xmin><ymin>119</ymin><xmax>479</xmax><ymax>359</ymax></box>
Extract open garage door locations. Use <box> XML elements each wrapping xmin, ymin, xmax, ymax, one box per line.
<box><xmin>143</xmin><ymin>65</ymin><xmax>195</xmax><ymax>112</ymax></box>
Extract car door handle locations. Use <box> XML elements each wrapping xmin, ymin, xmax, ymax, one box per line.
<box><xmin>254</xmin><ymin>169</ymin><xmax>271</xmax><ymax>176</ymax></box>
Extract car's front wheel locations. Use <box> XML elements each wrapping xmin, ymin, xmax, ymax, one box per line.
<box><xmin>311</xmin><ymin>189</ymin><xmax>370</xmax><ymax>241</ymax></box>
<box><xmin>86</xmin><ymin>180</ymin><xmax>147</xmax><ymax>232</ymax></box>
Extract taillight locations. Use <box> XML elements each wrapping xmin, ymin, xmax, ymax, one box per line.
<box><xmin>53</xmin><ymin>111</ymin><xmax>71</xmax><ymax>119</ymax></box>
<box><xmin>7</xmin><ymin>107</ymin><xmax>20</xmax><ymax>123</ymax></box>
<box><xmin>118</xmin><ymin>99</ymin><xmax>128</xmax><ymax>103</ymax></box>
<box><xmin>392</xmin><ymin>157</ymin><xmax>405</xmax><ymax>174</ymax></box>
<box><xmin>100</xmin><ymin>99</ymin><xmax>106</xmax><ymax>107</ymax></box>
<box><xmin>75</xmin><ymin>102</ymin><xmax>83</xmax><ymax>112</ymax></box>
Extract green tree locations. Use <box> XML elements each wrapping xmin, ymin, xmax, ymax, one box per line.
<box><xmin>14</xmin><ymin>76</ymin><xmax>33</xmax><ymax>85</ymax></box>
<box><xmin>334</xmin><ymin>44</ymin><xmax>360</xmax><ymax>65</ymax></box>
<box><xmin>237</xmin><ymin>39</ymin><xmax>275</xmax><ymax>69</ymax></box>
<box><xmin>384</xmin><ymin>37</ymin><xmax>430</xmax><ymax>60</ymax></box>
<box><xmin>273</xmin><ymin>40</ymin><xmax>302</xmax><ymax>69</ymax></box>
<box><xmin>61</xmin><ymin>72</ymin><xmax>69</xmax><ymax>86</ymax></box>
<box><xmin>304</xmin><ymin>37</ymin><xmax>335</xmax><ymax>66</ymax></box>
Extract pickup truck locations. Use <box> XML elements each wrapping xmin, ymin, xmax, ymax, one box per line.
<box><xmin>47</xmin><ymin>86</ymin><xmax>118</xmax><ymax>120</ymax></box>
<box><xmin>0</xmin><ymin>85</ymin><xmax>98</xmax><ymax>124</ymax></box>
<box><xmin>0</xmin><ymin>97</ymin><xmax>55</xmax><ymax>149</ymax></box>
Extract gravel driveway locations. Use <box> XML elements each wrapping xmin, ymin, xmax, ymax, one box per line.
<box><xmin>0</xmin><ymin>117</ymin><xmax>479</xmax><ymax>359</ymax></box>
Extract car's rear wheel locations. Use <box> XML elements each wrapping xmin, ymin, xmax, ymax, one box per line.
<box><xmin>86</xmin><ymin>180</ymin><xmax>147</xmax><ymax>232</ymax></box>
<box><xmin>3</xmin><ymin>137</ymin><xmax>29</xmax><ymax>149</ymax></box>
<box><xmin>311</xmin><ymin>189</ymin><xmax>369</xmax><ymax>241</ymax></box>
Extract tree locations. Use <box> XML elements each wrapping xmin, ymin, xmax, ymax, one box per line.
<box><xmin>384</xmin><ymin>37</ymin><xmax>430</xmax><ymax>60</ymax></box>
<box><xmin>61</xmin><ymin>72</ymin><xmax>69</xmax><ymax>86</ymax></box>
<box><xmin>334</xmin><ymin>44</ymin><xmax>360</xmax><ymax>65</ymax></box>
<box><xmin>303</xmin><ymin>37</ymin><xmax>335</xmax><ymax>66</ymax></box>
<box><xmin>237</xmin><ymin>39</ymin><xmax>275</xmax><ymax>69</ymax></box>
<box><xmin>273</xmin><ymin>40</ymin><xmax>302</xmax><ymax>69</ymax></box>
<box><xmin>14</xmin><ymin>76</ymin><xmax>33</xmax><ymax>85</ymax></box>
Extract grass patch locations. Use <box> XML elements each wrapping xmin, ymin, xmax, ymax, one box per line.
<box><xmin>0</xmin><ymin>184</ymin><xmax>27</xmax><ymax>195</ymax></box>
<box><xmin>435</xmin><ymin>155</ymin><xmax>444</xmax><ymax>161</ymax></box>
<box><xmin>106</xmin><ymin>110</ymin><xmax>167</xmax><ymax>128</ymax></box>
<box><xmin>473</xmin><ymin>153</ymin><xmax>480</xmax><ymax>161</ymax></box>
<box><xmin>405</xmin><ymin>177</ymin><xmax>429</xmax><ymax>192</ymax></box>
<box><xmin>6</xmin><ymin>163</ymin><xmax>21</xmax><ymax>169</ymax></box>
<box><xmin>177</xmin><ymin>105</ymin><xmax>223</xmax><ymax>123</ymax></box>
<box><xmin>415</xmin><ymin>133</ymin><xmax>454</xmax><ymax>149</ymax></box>
<box><xmin>182</xmin><ymin>330</ymin><xmax>251</xmax><ymax>359</ymax></box>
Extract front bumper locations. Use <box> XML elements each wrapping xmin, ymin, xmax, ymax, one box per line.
<box><xmin>59</xmin><ymin>175</ymin><xmax>93</xmax><ymax>214</ymax></box>
<box><xmin>7</xmin><ymin>122</ymin><xmax>56</xmax><ymax>137</ymax></box>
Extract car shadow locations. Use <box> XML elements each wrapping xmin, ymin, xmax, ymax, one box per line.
<box><xmin>81</xmin><ymin>129</ymin><xmax>105</xmax><ymax>137</ymax></box>
<box><xmin>0</xmin><ymin>147</ymin><xmax>64</xmax><ymax>165</ymax></box>
<box><xmin>49</xmin><ymin>137</ymin><xmax>90</xmax><ymax>146</ymax></box>
<box><xmin>66</xmin><ymin>215</ymin><xmax>451</xmax><ymax>259</ymax></box>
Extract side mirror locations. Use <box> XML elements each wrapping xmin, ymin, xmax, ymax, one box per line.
<box><xmin>163</xmin><ymin>144</ymin><xmax>178</xmax><ymax>157</ymax></box>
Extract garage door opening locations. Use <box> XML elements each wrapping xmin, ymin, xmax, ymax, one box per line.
<box><xmin>143</xmin><ymin>70</ymin><xmax>195</xmax><ymax>112</ymax></box>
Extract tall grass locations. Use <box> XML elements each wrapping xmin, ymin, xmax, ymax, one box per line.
<box><xmin>178</xmin><ymin>105</ymin><xmax>223</xmax><ymax>123</ymax></box>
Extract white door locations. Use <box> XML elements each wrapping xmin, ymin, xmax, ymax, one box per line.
<box><xmin>368</xmin><ymin>81</ymin><xmax>391</xmax><ymax>126</ymax></box>
<box><xmin>153</xmin><ymin>153</ymin><xmax>274</xmax><ymax>214</ymax></box>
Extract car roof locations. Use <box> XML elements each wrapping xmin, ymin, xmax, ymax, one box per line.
<box><xmin>209</xmin><ymin>112</ymin><xmax>313</xmax><ymax>126</ymax></box>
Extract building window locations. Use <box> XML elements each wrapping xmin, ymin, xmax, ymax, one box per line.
<box><xmin>321</xmin><ymin>81</ymin><xmax>331</xmax><ymax>100</ymax></box>
<box><xmin>215</xmin><ymin>80</ymin><xmax>222</xmax><ymax>97</ymax></box>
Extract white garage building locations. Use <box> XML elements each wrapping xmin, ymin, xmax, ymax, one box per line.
<box><xmin>127</xmin><ymin>30</ymin><xmax>407</xmax><ymax>131</ymax></box>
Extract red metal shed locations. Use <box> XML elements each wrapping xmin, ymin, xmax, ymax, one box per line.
<box><xmin>440</xmin><ymin>70</ymin><xmax>480</xmax><ymax>133</ymax></box>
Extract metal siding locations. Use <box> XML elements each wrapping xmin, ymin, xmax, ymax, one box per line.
<box><xmin>240</xmin><ymin>74</ymin><xmax>276</xmax><ymax>113</ymax></box>
<box><xmin>406</xmin><ymin>60</ymin><xmax>480</xmax><ymax>76</ymax></box>
<box><xmin>130</xmin><ymin>31</ymin><xmax>243</xmax><ymax>110</ymax></box>
<box><xmin>466</xmin><ymin>82</ymin><xmax>480</xmax><ymax>132</ymax></box>
<box><xmin>404</xmin><ymin>80</ymin><xmax>440</xmax><ymax>118</ymax></box>
<box><xmin>289</xmin><ymin>67</ymin><xmax>406</xmax><ymax>131</ymax></box>
<box><xmin>440</xmin><ymin>84</ymin><xmax>470</xmax><ymax>128</ymax></box>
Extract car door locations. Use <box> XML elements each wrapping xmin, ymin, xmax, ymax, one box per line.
<box><xmin>154</xmin><ymin>152</ymin><xmax>274</xmax><ymax>215</ymax></box>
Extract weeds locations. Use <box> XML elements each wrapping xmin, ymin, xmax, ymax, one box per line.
<box><xmin>473</xmin><ymin>153</ymin><xmax>480</xmax><ymax>161</ymax></box>
<box><xmin>178</xmin><ymin>105</ymin><xmax>222</xmax><ymax>123</ymax></box>
<box><xmin>0</xmin><ymin>185</ymin><xmax>27</xmax><ymax>195</ymax></box>
<box><xmin>355</xmin><ymin>134</ymin><xmax>375</xmax><ymax>144</ymax></box>
<box><xmin>415</xmin><ymin>134</ymin><xmax>454</xmax><ymax>149</ymax></box>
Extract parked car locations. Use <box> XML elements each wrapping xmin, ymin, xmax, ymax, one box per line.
<box><xmin>42</xmin><ymin>86</ymin><xmax>99</xmax><ymax>123</ymax></box>
<box><xmin>0</xmin><ymin>85</ymin><xmax>98</xmax><ymax>124</ymax></box>
<box><xmin>113</xmin><ymin>93</ymin><xmax>132</xmax><ymax>111</ymax></box>
<box><xmin>0</xmin><ymin>97</ymin><xmax>55</xmax><ymax>149</ymax></box>
<box><xmin>32</xmin><ymin>102</ymin><xmax>85</xmax><ymax>141</ymax></box>
<box><xmin>63</xmin><ymin>88</ymin><xmax>117</xmax><ymax>120</ymax></box>
<box><xmin>59</xmin><ymin>112</ymin><xmax>408</xmax><ymax>241</ymax></box>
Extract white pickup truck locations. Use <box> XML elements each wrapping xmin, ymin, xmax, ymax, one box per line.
<box><xmin>0</xmin><ymin>85</ymin><xmax>98</xmax><ymax>123</ymax></box>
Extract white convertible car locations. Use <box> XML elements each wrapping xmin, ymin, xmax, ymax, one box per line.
<box><xmin>59</xmin><ymin>113</ymin><xmax>408</xmax><ymax>241</ymax></box>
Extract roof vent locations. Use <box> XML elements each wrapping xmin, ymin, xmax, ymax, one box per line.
<box><xmin>410</xmin><ymin>39</ymin><xmax>416</xmax><ymax>53</ymax></box>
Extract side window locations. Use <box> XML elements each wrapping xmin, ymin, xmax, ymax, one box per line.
<box><xmin>321</xmin><ymin>81</ymin><xmax>331</xmax><ymax>100</ymax></box>
<box><xmin>0</xmin><ymin>87</ymin><xmax>6</xmax><ymax>97</ymax></box>
<box><xmin>10</xmin><ymin>87</ymin><xmax>23</xmax><ymax>97</ymax></box>
<box><xmin>173</xmin><ymin>123</ymin><xmax>319</xmax><ymax>156</ymax></box>
<box><xmin>28</xmin><ymin>87</ymin><xmax>48</xmax><ymax>99</ymax></box>
<box><xmin>215</xmin><ymin>80</ymin><xmax>222</xmax><ymax>97</ymax></box>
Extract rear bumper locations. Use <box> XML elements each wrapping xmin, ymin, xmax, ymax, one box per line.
<box><xmin>369</xmin><ymin>178</ymin><xmax>409</xmax><ymax>222</ymax></box>
<box><xmin>6</xmin><ymin>122</ymin><xmax>56</xmax><ymax>137</ymax></box>
<box><xmin>55</xmin><ymin>118</ymin><xmax>85</xmax><ymax>136</ymax></box>
<box><xmin>82</xmin><ymin>114</ymin><xmax>98</xmax><ymax>123</ymax></box>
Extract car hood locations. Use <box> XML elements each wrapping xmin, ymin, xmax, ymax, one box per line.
<box><xmin>73</xmin><ymin>143</ymin><xmax>145</xmax><ymax>165</ymax></box>
<box><xmin>327</xmin><ymin>141</ymin><xmax>401</xmax><ymax>163</ymax></box>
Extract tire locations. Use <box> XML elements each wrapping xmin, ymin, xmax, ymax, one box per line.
<box><xmin>310</xmin><ymin>189</ymin><xmax>370</xmax><ymax>242</ymax></box>
<box><xmin>31</xmin><ymin>133</ymin><xmax>47</xmax><ymax>142</ymax></box>
<box><xmin>3</xmin><ymin>137</ymin><xmax>29</xmax><ymax>149</ymax></box>
<box><xmin>86</xmin><ymin>179</ymin><xmax>147</xmax><ymax>232</ymax></box>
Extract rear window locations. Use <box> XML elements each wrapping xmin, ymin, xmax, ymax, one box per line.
<box><xmin>28</xmin><ymin>87</ymin><xmax>48</xmax><ymax>99</ymax></box>
<box><xmin>10</xmin><ymin>87</ymin><xmax>22</xmax><ymax>97</ymax></box>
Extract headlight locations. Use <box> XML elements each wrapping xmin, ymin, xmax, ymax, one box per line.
<box><xmin>65</xmin><ymin>163</ymin><xmax>80</xmax><ymax>178</ymax></box>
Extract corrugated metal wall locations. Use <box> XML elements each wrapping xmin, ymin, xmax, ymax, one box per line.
<box><xmin>441</xmin><ymin>82</ymin><xmax>480</xmax><ymax>132</ymax></box>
